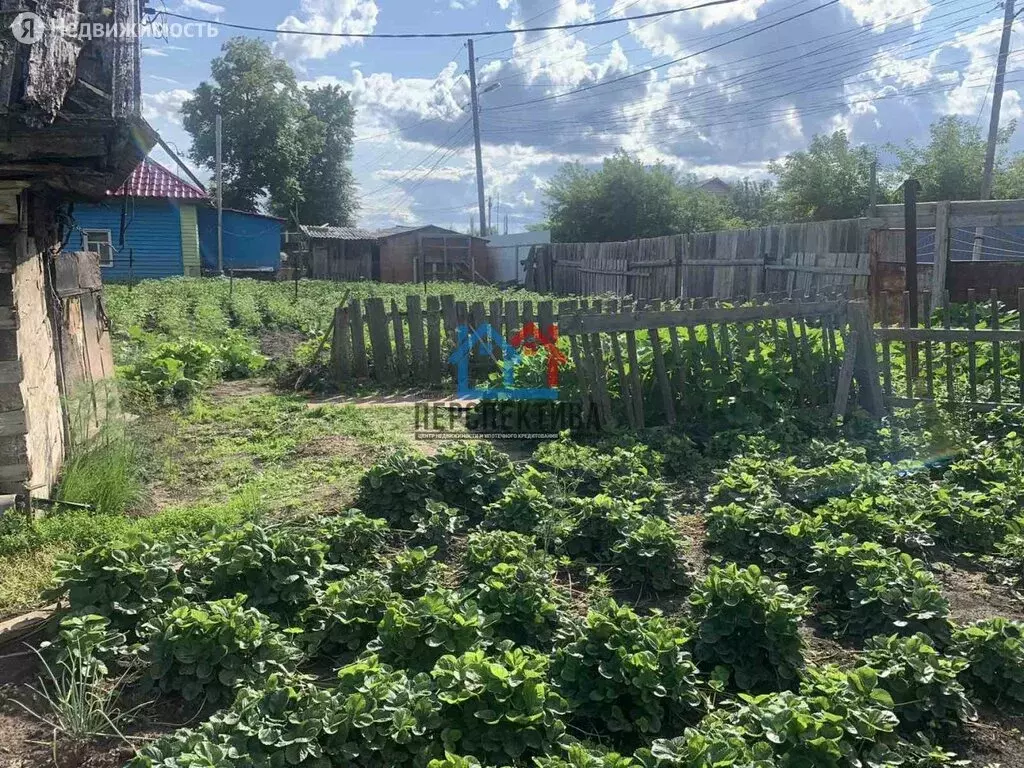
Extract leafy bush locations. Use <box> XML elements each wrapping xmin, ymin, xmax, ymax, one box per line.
<box><xmin>356</xmin><ymin>449</ymin><xmax>437</xmax><ymax>527</ymax></box>
<box><xmin>951</xmin><ymin>618</ymin><xmax>1024</xmax><ymax>704</ymax></box>
<box><xmin>611</xmin><ymin>517</ymin><xmax>690</xmax><ymax>592</ymax></box>
<box><xmin>300</xmin><ymin>570</ymin><xmax>396</xmax><ymax>660</ymax></box>
<box><xmin>706</xmin><ymin>497</ymin><xmax>823</xmax><ymax>569</ymax></box>
<box><xmin>410</xmin><ymin>500</ymin><xmax>467</xmax><ymax>553</ymax></box>
<box><xmin>370</xmin><ymin>589</ymin><xmax>489</xmax><ymax>672</ymax></box>
<box><xmin>41</xmin><ymin>614</ymin><xmax>128</xmax><ymax>679</ymax></box>
<box><xmin>183</xmin><ymin>524</ymin><xmax>326</xmax><ymax>621</ymax></box>
<box><xmin>641</xmin><ymin>666</ymin><xmax>905</xmax><ymax>767</ymax></box>
<box><xmin>432</xmin><ymin>442</ymin><xmax>515</xmax><ymax>520</ymax></box>
<box><xmin>552</xmin><ymin>600</ymin><xmax>704</xmax><ymax>741</ymax></box>
<box><xmin>387</xmin><ymin>547</ymin><xmax>445</xmax><ymax>597</ymax></box>
<box><xmin>317</xmin><ymin>512</ymin><xmax>390</xmax><ymax>568</ymax></box>
<box><xmin>464</xmin><ymin>530</ymin><xmax>543</xmax><ymax>578</ymax></box>
<box><xmin>808</xmin><ymin>539</ymin><xmax>950</xmax><ymax>642</ymax></box>
<box><xmin>432</xmin><ymin>646</ymin><xmax>568</xmax><ymax>764</ymax></box>
<box><xmin>815</xmin><ymin>482</ymin><xmax>936</xmax><ymax>553</ymax></box>
<box><xmin>482</xmin><ymin>468</ymin><xmax>557</xmax><ymax>535</ymax></box>
<box><xmin>218</xmin><ymin>330</ymin><xmax>267</xmax><ymax>380</ymax></box>
<box><xmin>563</xmin><ymin>495</ymin><xmax>643</xmax><ymax>561</ymax></box>
<box><xmin>928</xmin><ymin>488</ymin><xmax>1012</xmax><ymax>553</ymax></box>
<box><xmin>49</xmin><ymin>537</ymin><xmax>182</xmax><ymax>636</ymax></box>
<box><xmin>141</xmin><ymin>595</ymin><xmax>300</xmax><ymax>703</ymax></box>
<box><xmin>122</xmin><ymin>339</ymin><xmax>220</xmax><ymax>402</ymax></box>
<box><xmin>863</xmin><ymin>633</ymin><xmax>975</xmax><ymax>729</ymax></box>
<box><xmin>690</xmin><ymin>564</ymin><xmax>810</xmax><ymax>692</ymax></box>
<box><xmin>536</xmin><ymin>746</ymin><xmax>639</xmax><ymax>768</ymax></box>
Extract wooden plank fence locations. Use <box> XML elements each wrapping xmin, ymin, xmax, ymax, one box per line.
<box><xmin>525</xmin><ymin>219</ymin><xmax>870</xmax><ymax>301</ymax></box>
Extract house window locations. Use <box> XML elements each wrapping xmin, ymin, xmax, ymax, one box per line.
<box><xmin>83</xmin><ymin>230</ymin><xmax>114</xmax><ymax>267</ymax></box>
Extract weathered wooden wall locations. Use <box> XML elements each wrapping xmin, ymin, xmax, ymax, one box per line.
<box><xmin>526</xmin><ymin>219</ymin><xmax>869</xmax><ymax>300</ymax></box>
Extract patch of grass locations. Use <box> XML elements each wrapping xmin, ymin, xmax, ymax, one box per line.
<box><xmin>57</xmin><ymin>427</ymin><xmax>146</xmax><ymax>516</ymax></box>
<box><xmin>0</xmin><ymin>545</ymin><xmax>61</xmax><ymax>617</ymax></box>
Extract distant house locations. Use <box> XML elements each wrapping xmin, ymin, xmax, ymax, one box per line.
<box><xmin>64</xmin><ymin>159</ymin><xmax>285</xmax><ymax>281</ymax></box>
<box><xmin>698</xmin><ymin>177</ymin><xmax>732</xmax><ymax>197</ymax></box>
<box><xmin>292</xmin><ymin>224</ymin><xmax>493</xmax><ymax>283</ymax></box>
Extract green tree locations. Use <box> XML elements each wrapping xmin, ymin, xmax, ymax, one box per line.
<box><xmin>289</xmin><ymin>85</ymin><xmax>358</xmax><ymax>226</ymax></box>
<box><xmin>729</xmin><ymin>178</ymin><xmax>779</xmax><ymax>226</ymax></box>
<box><xmin>770</xmin><ymin>131</ymin><xmax>876</xmax><ymax>221</ymax></box>
<box><xmin>182</xmin><ymin>38</ymin><xmax>324</xmax><ymax>215</ymax></box>
<box><xmin>544</xmin><ymin>152</ymin><xmax>733</xmax><ymax>242</ymax></box>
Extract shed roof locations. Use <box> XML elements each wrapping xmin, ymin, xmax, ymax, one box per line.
<box><xmin>300</xmin><ymin>224</ymin><xmax>378</xmax><ymax>241</ymax></box>
<box><xmin>109</xmin><ymin>159</ymin><xmax>209</xmax><ymax>201</ymax></box>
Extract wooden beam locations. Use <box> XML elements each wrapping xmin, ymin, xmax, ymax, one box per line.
<box><xmin>0</xmin><ymin>410</ymin><xmax>26</xmax><ymax>437</ymax></box>
<box><xmin>930</xmin><ymin>200</ymin><xmax>951</xmax><ymax>316</ymax></box>
<box><xmin>765</xmin><ymin>264</ymin><xmax>870</xmax><ymax>277</ymax></box>
<box><xmin>559</xmin><ymin>300</ymin><xmax>847</xmax><ymax>335</ymax></box>
<box><xmin>0</xmin><ymin>464</ymin><xmax>29</xmax><ymax>484</ymax></box>
<box><xmin>873</xmin><ymin>198</ymin><xmax>1024</xmax><ymax>229</ymax></box>
<box><xmin>875</xmin><ymin>327</ymin><xmax>1024</xmax><ymax>343</ymax></box>
<box><xmin>848</xmin><ymin>301</ymin><xmax>886</xmax><ymax>418</ymax></box>
<box><xmin>0</xmin><ymin>362</ymin><xmax>22</xmax><ymax>385</ymax></box>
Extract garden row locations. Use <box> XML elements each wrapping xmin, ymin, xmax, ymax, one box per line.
<box><xmin>32</xmin><ymin>412</ymin><xmax>1024</xmax><ymax>768</ymax></box>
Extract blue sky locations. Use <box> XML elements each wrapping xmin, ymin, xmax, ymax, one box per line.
<box><xmin>141</xmin><ymin>0</ymin><xmax>1024</xmax><ymax>231</ymax></box>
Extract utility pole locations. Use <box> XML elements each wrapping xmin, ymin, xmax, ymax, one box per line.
<box><xmin>216</xmin><ymin>113</ymin><xmax>224</xmax><ymax>274</ymax></box>
<box><xmin>467</xmin><ymin>39</ymin><xmax>488</xmax><ymax>238</ymax></box>
<box><xmin>974</xmin><ymin>0</ymin><xmax>1016</xmax><ymax>260</ymax></box>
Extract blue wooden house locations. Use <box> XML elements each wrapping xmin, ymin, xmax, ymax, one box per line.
<box><xmin>64</xmin><ymin>159</ymin><xmax>284</xmax><ymax>281</ymax></box>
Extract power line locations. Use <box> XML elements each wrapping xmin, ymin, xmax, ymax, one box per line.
<box><xmin>153</xmin><ymin>0</ymin><xmax>744</xmax><ymax>40</ymax></box>
<box><xmin>485</xmin><ymin>0</ymin><xmax>842</xmax><ymax>112</ymax></box>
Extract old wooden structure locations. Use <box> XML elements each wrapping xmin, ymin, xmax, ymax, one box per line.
<box><xmin>0</xmin><ymin>0</ymin><xmax>153</xmax><ymax>498</ymax></box>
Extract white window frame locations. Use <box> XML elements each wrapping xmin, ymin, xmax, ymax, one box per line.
<box><xmin>82</xmin><ymin>229</ymin><xmax>114</xmax><ymax>268</ymax></box>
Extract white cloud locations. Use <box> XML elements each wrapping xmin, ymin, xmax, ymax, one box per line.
<box><xmin>148</xmin><ymin>75</ymin><xmax>183</xmax><ymax>85</ymax></box>
<box><xmin>143</xmin><ymin>89</ymin><xmax>191</xmax><ymax>127</ymax></box>
<box><xmin>839</xmin><ymin>0</ymin><xmax>931</xmax><ymax>31</ymax></box>
<box><xmin>276</xmin><ymin>0</ymin><xmax>379</xmax><ymax>62</ymax></box>
<box><xmin>181</xmin><ymin>0</ymin><xmax>225</xmax><ymax>16</ymax></box>
<box><xmin>142</xmin><ymin>48</ymin><xmax>168</xmax><ymax>57</ymax></box>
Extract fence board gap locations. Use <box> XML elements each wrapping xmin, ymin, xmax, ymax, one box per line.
<box><xmin>903</xmin><ymin>292</ymin><xmax>913</xmax><ymax>402</ymax></box>
<box><xmin>351</xmin><ymin>299</ymin><xmax>368</xmax><ymax>379</ymax></box>
<box><xmin>944</xmin><ymin>293</ymin><xmax>954</xmax><ymax>404</ymax></box>
<box><xmin>391</xmin><ymin>300</ymin><xmax>409</xmax><ymax>380</ymax></box>
<box><xmin>426</xmin><ymin>296</ymin><xmax>442</xmax><ymax>386</ymax></box>
<box><xmin>625</xmin><ymin>330</ymin><xmax>645</xmax><ymax>429</ymax></box>
<box><xmin>922</xmin><ymin>292</ymin><xmax>934</xmax><ymax>400</ymax></box>
<box><xmin>968</xmin><ymin>289</ymin><xmax>978</xmax><ymax>403</ymax></box>
<box><xmin>991</xmin><ymin>289</ymin><xmax>1002</xmax><ymax>402</ymax></box>
<box><xmin>880</xmin><ymin>292</ymin><xmax>893</xmax><ymax>398</ymax></box>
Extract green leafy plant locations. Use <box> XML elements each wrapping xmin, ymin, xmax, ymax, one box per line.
<box><xmin>317</xmin><ymin>512</ymin><xmax>390</xmax><ymax>568</ymax></box>
<box><xmin>356</xmin><ymin>449</ymin><xmax>438</xmax><ymax>527</ymax></box>
<box><xmin>122</xmin><ymin>339</ymin><xmax>220</xmax><ymax>402</ymax></box>
<box><xmin>482</xmin><ymin>468</ymin><xmax>557</xmax><ymax>535</ymax></box>
<box><xmin>300</xmin><ymin>570</ymin><xmax>396</xmax><ymax>660</ymax></box>
<box><xmin>536</xmin><ymin>745</ymin><xmax>640</xmax><ymax>768</ymax></box>
<box><xmin>706</xmin><ymin>496</ymin><xmax>823</xmax><ymax>570</ymax></box>
<box><xmin>218</xmin><ymin>330</ymin><xmax>267</xmax><ymax>379</ymax></box>
<box><xmin>370</xmin><ymin>588</ymin><xmax>489</xmax><ymax>672</ymax></box>
<box><xmin>141</xmin><ymin>595</ymin><xmax>301</xmax><ymax>703</ymax></box>
<box><xmin>432</xmin><ymin>646</ymin><xmax>568</xmax><ymax>764</ymax></box>
<box><xmin>552</xmin><ymin>600</ymin><xmax>704</xmax><ymax>742</ymax></box>
<box><xmin>951</xmin><ymin>617</ymin><xmax>1024</xmax><ymax>704</ymax></box>
<box><xmin>49</xmin><ymin>537</ymin><xmax>183</xmax><ymax>636</ymax></box>
<box><xmin>928</xmin><ymin>488</ymin><xmax>1012</xmax><ymax>553</ymax></box>
<box><xmin>41</xmin><ymin>615</ymin><xmax>128</xmax><ymax>680</ymax></box>
<box><xmin>410</xmin><ymin>500</ymin><xmax>467</xmax><ymax>553</ymax></box>
<box><xmin>387</xmin><ymin>547</ymin><xmax>445</xmax><ymax>597</ymax></box>
<box><xmin>808</xmin><ymin>538</ymin><xmax>951</xmax><ymax>642</ymax></box>
<box><xmin>611</xmin><ymin>517</ymin><xmax>691</xmax><ymax>592</ymax></box>
<box><xmin>432</xmin><ymin>442</ymin><xmax>515</xmax><ymax>520</ymax></box>
<box><xmin>464</xmin><ymin>530</ymin><xmax>543</xmax><ymax>579</ymax></box>
<box><xmin>182</xmin><ymin>524</ymin><xmax>326</xmax><ymax>621</ymax></box>
<box><xmin>563</xmin><ymin>495</ymin><xmax>643</xmax><ymax>562</ymax></box>
<box><xmin>862</xmin><ymin>633</ymin><xmax>975</xmax><ymax>729</ymax></box>
<box><xmin>690</xmin><ymin>564</ymin><xmax>811</xmax><ymax>692</ymax></box>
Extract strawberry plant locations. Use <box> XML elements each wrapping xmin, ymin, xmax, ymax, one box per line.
<box><xmin>816</xmin><ymin>489</ymin><xmax>936</xmax><ymax>553</ymax></box>
<box><xmin>48</xmin><ymin>537</ymin><xmax>183</xmax><ymax>636</ymax></box>
<box><xmin>387</xmin><ymin>546</ymin><xmax>445</xmax><ymax>597</ymax></box>
<box><xmin>706</xmin><ymin>498</ymin><xmax>823</xmax><ymax>569</ymax></box>
<box><xmin>863</xmin><ymin>633</ymin><xmax>975</xmax><ymax>729</ymax></box>
<box><xmin>432</xmin><ymin>442</ymin><xmax>515</xmax><ymax>520</ymax></box>
<box><xmin>317</xmin><ymin>512</ymin><xmax>390</xmax><ymax>568</ymax></box>
<box><xmin>552</xmin><ymin>600</ymin><xmax>704</xmax><ymax>741</ymax></box>
<box><xmin>300</xmin><ymin>571</ymin><xmax>396</xmax><ymax>660</ymax></box>
<box><xmin>432</xmin><ymin>646</ymin><xmax>568</xmax><ymax>764</ymax></box>
<box><xmin>536</xmin><ymin>746</ymin><xmax>640</xmax><ymax>768</ymax></box>
<box><xmin>464</xmin><ymin>530</ymin><xmax>544</xmax><ymax>578</ymax></box>
<box><xmin>141</xmin><ymin>595</ymin><xmax>301</xmax><ymax>703</ymax></box>
<box><xmin>410</xmin><ymin>499</ymin><xmax>467</xmax><ymax>553</ymax></box>
<box><xmin>370</xmin><ymin>589</ymin><xmax>490</xmax><ymax>672</ymax></box>
<box><xmin>42</xmin><ymin>614</ymin><xmax>128</xmax><ymax>679</ymax></box>
<box><xmin>182</xmin><ymin>524</ymin><xmax>326</xmax><ymax>622</ymax></box>
<box><xmin>563</xmin><ymin>495</ymin><xmax>643</xmax><ymax>561</ymax></box>
<box><xmin>611</xmin><ymin>517</ymin><xmax>691</xmax><ymax>592</ymax></box>
<box><xmin>927</xmin><ymin>488</ymin><xmax>1012</xmax><ymax>553</ymax></box>
<box><xmin>690</xmin><ymin>564</ymin><xmax>811</xmax><ymax>692</ymax></box>
<box><xmin>951</xmin><ymin>617</ymin><xmax>1024</xmax><ymax>704</ymax></box>
<box><xmin>808</xmin><ymin>538</ymin><xmax>951</xmax><ymax>642</ymax></box>
<box><xmin>356</xmin><ymin>449</ymin><xmax>437</xmax><ymax>527</ymax></box>
<box><xmin>482</xmin><ymin>468</ymin><xmax>557</xmax><ymax>535</ymax></box>
<box><xmin>475</xmin><ymin>559</ymin><xmax>563</xmax><ymax>648</ymax></box>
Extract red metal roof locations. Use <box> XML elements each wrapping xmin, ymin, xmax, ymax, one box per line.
<box><xmin>109</xmin><ymin>159</ymin><xmax>208</xmax><ymax>201</ymax></box>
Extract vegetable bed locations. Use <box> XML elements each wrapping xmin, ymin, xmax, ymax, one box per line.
<box><xmin>4</xmin><ymin>407</ymin><xmax>1024</xmax><ymax>767</ymax></box>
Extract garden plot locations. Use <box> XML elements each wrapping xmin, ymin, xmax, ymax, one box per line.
<box><xmin>1</xmin><ymin>406</ymin><xmax>1023</xmax><ymax>767</ymax></box>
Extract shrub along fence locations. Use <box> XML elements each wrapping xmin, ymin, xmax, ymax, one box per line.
<box><xmin>321</xmin><ymin>289</ymin><xmax>1024</xmax><ymax>425</ymax></box>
